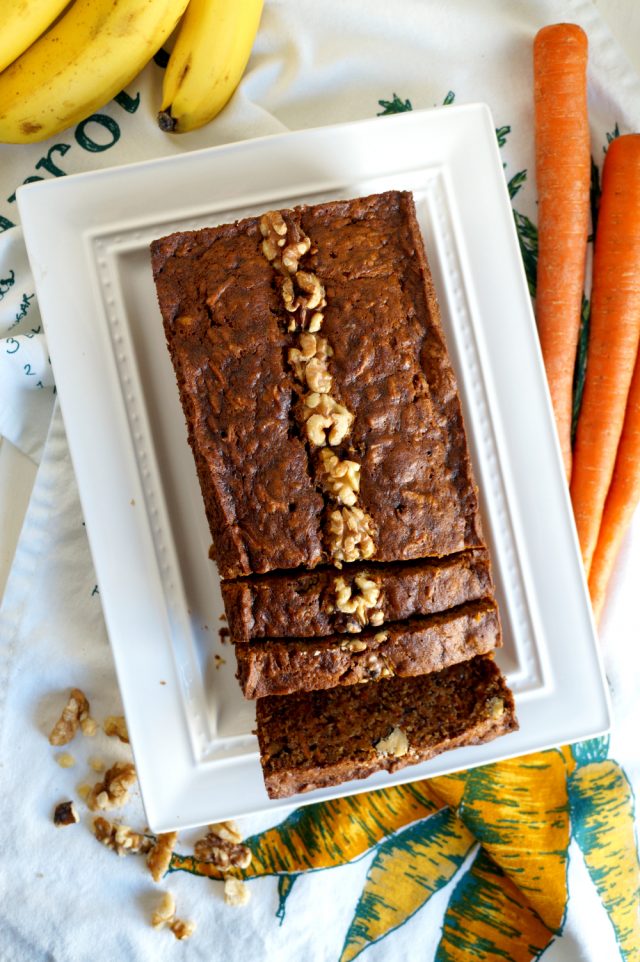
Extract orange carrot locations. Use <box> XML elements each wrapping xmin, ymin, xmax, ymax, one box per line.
<box><xmin>534</xmin><ymin>23</ymin><xmax>590</xmax><ymax>481</ymax></box>
<box><xmin>589</xmin><ymin>351</ymin><xmax>640</xmax><ymax>621</ymax></box>
<box><xmin>571</xmin><ymin>133</ymin><xmax>640</xmax><ymax>576</ymax></box>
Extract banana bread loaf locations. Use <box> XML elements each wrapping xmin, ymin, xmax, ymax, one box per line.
<box><xmin>151</xmin><ymin>190</ymin><xmax>484</xmax><ymax>578</ymax></box>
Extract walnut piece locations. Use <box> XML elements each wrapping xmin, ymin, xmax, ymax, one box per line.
<box><xmin>77</xmin><ymin>783</ymin><xmax>91</xmax><ymax>801</ymax></box>
<box><xmin>194</xmin><ymin>832</ymin><xmax>252</xmax><ymax>871</ymax></box>
<box><xmin>151</xmin><ymin>891</ymin><xmax>176</xmax><ymax>929</ymax></box>
<box><xmin>80</xmin><ymin>716</ymin><xmax>98</xmax><ymax>737</ymax></box>
<box><xmin>333</xmin><ymin>573</ymin><xmax>381</xmax><ymax>625</ymax></box>
<box><xmin>487</xmin><ymin>697</ymin><xmax>505</xmax><ymax>719</ymax></box>
<box><xmin>318</xmin><ymin>449</ymin><xmax>360</xmax><ymax>506</ymax></box>
<box><xmin>49</xmin><ymin>688</ymin><xmax>90</xmax><ymax>746</ymax></box>
<box><xmin>374</xmin><ymin>726</ymin><xmax>409</xmax><ymax>758</ymax></box>
<box><xmin>103</xmin><ymin>715</ymin><xmax>129</xmax><ymax>743</ymax></box>
<box><xmin>365</xmin><ymin>652</ymin><xmax>394</xmax><ymax>680</ymax></box>
<box><xmin>303</xmin><ymin>392</ymin><xmax>353</xmax><ymax>447</ymax></box>
<box><xmin>56</xmin><ymin>752</ymin><xmax>75</xmax><ymax>768</ymax></box>
<box><xmin>281</xmin><ymin>237</ymin><xmax>311</xmax><ymax>273</ymax></box>
<box><xmin>170</xmin><ymin>919</ymin><xmax>196</xmax><ymax>941</ymax></box>
<box><xmin>92</xmin><ymin>816</ymin><xmax>152</xmax><ymax>856</ymax></box>
<box><xmin>151</xmin><ymin>890</ymin><xmax>195</xmax><ymax>940</ymax></box>
<box><xmin>147</xmin><ymin>831</ymin><xmax>178</xmax><ymax>882</ymax></box>
<box><xmin>88</xmin><ymin>756</ymin><xmax>105</xmax><ymax>773</ymax></box>
<box><xmin>86</xmin><ymin>761</ymin><xmax>136</xmax><ymax>812</ymax></box>
<box><xmin>53</xmin><ymin>801</ymin><xmax>79</xmax><ymax>826</ymax></box>
<box><xmin>224</xmin><ymin>878</ymin><xmax>251</xmax><ymax>907</ymax></box>
<box><xmin>296</xmin><ymin>270</ymin><xmax>325</xmax><ymax>310</ymax></box>
<box><xmin>259</xmin><ymin>210</ymin><xmax>287</xmax><ymax>261</ymax></box>
<box><xmin>288</xmin><ymin>334</ymin><xmax>333</xmax><ymax>392</ymax></box>
<box><xmin>340</xmin><ymin>638</ymin><xmax>368</xmax><ymax>653</ymax></box>
<box><xmin>327</xmin><ymin>507</ymin><xmax>376</xmax><ymax>564</ymax></box>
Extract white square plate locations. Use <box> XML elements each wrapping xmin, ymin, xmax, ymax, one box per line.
<box><xmin>18</xmin><ymin>104</ymin><xmax>611</xmax><ymax>832</ymax></box>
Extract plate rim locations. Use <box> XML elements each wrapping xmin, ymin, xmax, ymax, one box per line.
<box><xmin>17</xmin><ymin>103</ymin><xmax>612</xmax><ymax>831</ymax></box>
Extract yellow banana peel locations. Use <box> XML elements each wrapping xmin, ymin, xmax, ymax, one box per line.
<box><xmin>159</xmin><ymin>0</ymin><xmax>264</xmax><ymax>133</ymax></box>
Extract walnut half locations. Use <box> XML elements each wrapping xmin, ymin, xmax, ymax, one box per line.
<box><xmin>49</xmin><ymin>688</ymin><xmax>90</xmax><ymax>746</ymax></box>
<box><xmin>86</xmin><ymin>761</ymin><xmax>136</xmax><ymax>812</ymax></box>
<box><xmin>147</xmin><ymin>832</ymin><xmax>178</xmax><ymax>882</ymax></box>
<box><xmin>374</xmin><ymin>727</ymin><xmax>409</xmax><ymax>758</ymax></box>
<box><xmin>327</xmin><ymin>507</ymin><xmax>376</xmax><ymax>564</ymax></box>
<box><xmin>317</xmin><ymin>450</ymin><xmax>360</xmax><ymax>507</ymax></box>
<box><xmin>303</xmin><ymin>392</ymin><xmax>354</xmax><ymax>447</ymax></box>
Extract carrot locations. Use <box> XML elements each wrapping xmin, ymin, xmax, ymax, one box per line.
<box><xmin>589</xmin><ymin>351</ymin><xmax>640</xmax><ymax>621</ymax></box>
<box><xmin>570</xmin><ymin>134</ymin><xmax>640</xmax><ymax>575</ymax></box>
<box><xmin>534</xmin><ymin>23</ymin><xmax>591</xmax><ymax>482</ymax></box>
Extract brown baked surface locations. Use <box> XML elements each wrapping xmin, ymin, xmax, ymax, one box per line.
<box><xmin>151</xmin><ymin>219</ymin><xmax>324</xmax><ymax>579</ymax></box>
<box><xmin>151</xmin><ymin>190</ymin><xmax>483</xmax><ymax>578</ymax></box>
<box><xmin>235</xmin><ymin>599</ymin><xmax>500</xmax><ymax>698</ymax></box>
<box><xmin>222</xmin><ymin>549</ymin><xmax>492</xmax><ymax>642</ymax></box>
<box><xmin>256</xmin><ymin>654</ymin><xmax>517</xmax><ymax>799</ymax></box>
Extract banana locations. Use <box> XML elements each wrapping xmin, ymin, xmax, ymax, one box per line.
<box><xmin>0</xmin><ymin>0</ymin><xmax>190</xmax><ymax>144</ymax></box>
<box><xmin>0</xmin><ymin>0</ymin><xmax>70</xmax><ymax>74</ymax></box>
<box><xmin>158</xmin><ymin>0</ymin><xmax>264</xmax><ymax>134</ymax></box>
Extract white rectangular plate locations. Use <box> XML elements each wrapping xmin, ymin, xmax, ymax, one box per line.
<box><xmin>18</xmin><ymin>104</ymin><xmax>611</xmax><ymax>832</ymax></box>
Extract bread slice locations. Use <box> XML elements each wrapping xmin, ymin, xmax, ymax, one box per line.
<box><xmin>222</xmin><ymin>549</ymin><xmax>493</xmax><ymax>642</ymax></box>
<box><xmin>236</xmin><ymin>600</ymin><xmax>500</xmax><ymax>698</ymax></box>
<box><xmin>256</xmin><ymin>654</ymin><xmax>517</xmax><ymax>799</ymax></box>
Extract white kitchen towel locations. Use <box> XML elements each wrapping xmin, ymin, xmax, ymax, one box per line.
<box><xmin>1</xmin><ymin>1</ymin><xmax>640</xmax><ymax>960</ymax></box>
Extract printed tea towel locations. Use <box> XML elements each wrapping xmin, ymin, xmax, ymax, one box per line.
<box><xmin>1</xmin><ymin>1</ymin><xmax>640</xmax><ymax>960</ymax></box>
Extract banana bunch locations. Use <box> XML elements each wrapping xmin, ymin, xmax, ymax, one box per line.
<box><xmin>0</xmin><ymin>0</ymin><xmax>264</xmax><ymax>145</ymax></box>
<box><xmin>158</xmin><ymin>0</ymin><xmax>264</xmax><ymax>133</ymax></box>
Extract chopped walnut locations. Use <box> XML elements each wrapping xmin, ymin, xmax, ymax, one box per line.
<box><xmin>103</xmin><ymin>715</ymin><xmax>129</xmax><ymax>743</ymax></box>
<box><xmin>224</xmin><ymin>878</ymin><xmax>251</xmax><ymax>907</ymax></box>
<box><xmin>374</xmin><ymin>631</ymin><xmax>389</xmax><ymax>643</ymax></box>
<box><xmin>53</xmin><ymin>801</ymin><xmax>79</xmax><ymax>826</ymax></box>
<box><xmin>92</xmin><ymin>816</ymin><xmax>152</xmax><ymax>856</ymax></box>
<box><xmin>259</xmin><ymin>210</ymin><xmax>287</xmax><ymax>261</ymax></box>
<box><xmin>487</xmin><ymin>697</ymin><xmax>505</xmax><ymax>719</ymax></box>
<box><xmin>365</xmin><ymin>651</ymin><xmax>393</xmax><ymax>679</ymax></box>
<box><xmin>282</xmin><ymin>237</ymin><xmax>311</xmax><ymax>273</ymax></box>
<box><xmin>77</xmin><ymin>783</ymin><xmax>91</xmax><ymax>801</ymax></box>
<box><xmin>49</xmin><ymin>688</ymin><xmax>90</xmax><ymax>746</ymax></box>
<box><xmin>151</xmin><ymin>891</ymin><xmax>176</xmax><ymax>928</ymax></box>
<box><xmin>318</xmin><ymin>449</ymin><xmax>360</xmax><ymax>506</ymax></box>
<box><xmin>370</xmin><ymin>610</ymin><xmax>385</xmax><ymax>626</ymax></box>
<box><xmin>308</xmin><ymin>311</ymin><xmax>324</xmax><ymax>333</ymax></box>
<box><xmin>86</xmin><ymin>761</ymin><xmax>136</xmax><ymax>812</ymax></box>
<box><xmin>281</xmin><ymin>270</ymin><xmax>327</xmax><ymax>318</ymax></box>
<box><xmin>288</xmin><ymin>333</ymin><xmax>333</xmax><ymax>391</ymax></box>
<box><xmin>340</xmin><ymin>638</ymin><xmax>368</xmax><ymax>652</ymax></box>
<box><xmin>147</xmin><ymin>832</ymin><xmax>178</xmax><ymax>882</ymax></box>
<box><xmin>303</xmin><ymin>392</ymin><xmax>353</xmax><ymax>446</ymax></box>
<box><xmin>333</xmin><ymin>572</ymin><xmax>381</xmax><ymax>629</ymax></box>
<box><xmin>151</xmin><ymin>891</ymin><xmax>195</xmax><ymax>940</ymax></box>
<box><xmin>296</xmin><ymin>270</ymin><xmax>325</xmax><ymax>310</ymax></box>
<box><xmin>304</xmin><ymin>356</ymin><xmax>333</xmax><ymax>394</ymax></box>
<box><xmin>374</xmin><ymin>726</ymin><xmax>409</xmax><ymax>757</ymax></box>
<box><xmin>80</xmin><ymin>716</ymin><xmax>98</xmax><ymax>737</ymax></box>
<box><xmin>194</xmin><ymin>832</ymin><xmax>252</xmax><ymax>870</ymax></box>
<box><xmin>56</xmin><ymin>752</ymin><xmax>75</xmax><ymax>768</ymax></box>
<box><xmin>89</xmin><ymin>756</ymin><xmax>105</xmax><ymax>773</ymax></box>
<box><xmin>170</xmin><ymin>919</ymin><xmax>196</xmax><ymax>941</ymax></box>
<box><xmin>327</xmin><ymin>507</ymin><xmax>376</xmax><ymax>564</ymax></box>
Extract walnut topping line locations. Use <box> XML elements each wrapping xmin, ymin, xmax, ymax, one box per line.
<box><xmin>259</xmin><ymin>210</ymin><xmax>377</xmax><ymax>565</ymax></box>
